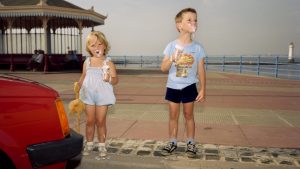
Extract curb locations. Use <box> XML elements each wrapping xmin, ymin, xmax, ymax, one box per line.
<box><xmin>83</xmin><ymin>138</ymin><xmax>300</xmax><ymax>167</ymax></box>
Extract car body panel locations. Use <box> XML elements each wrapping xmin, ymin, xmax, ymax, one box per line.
<box><xmin>0</xmin><ymin>75</ymin><xmax>83</xmax><ymax>169</ymax></box>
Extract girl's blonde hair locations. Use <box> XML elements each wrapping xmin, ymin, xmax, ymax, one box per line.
<box><xmin>86</xmin><ymin>31</ymin><xmax>111</xmax><ymax>56</ymax></box>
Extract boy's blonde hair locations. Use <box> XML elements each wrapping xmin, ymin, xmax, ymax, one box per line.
<box><xmin>86</xmin><ymin>31</ymin><xmax>111</xmax><ymax>56</ymax></box>
<box><xmin>175</xmin><ymin>8</ymin><xmax>197</xmax><ymax>32</ymax></box>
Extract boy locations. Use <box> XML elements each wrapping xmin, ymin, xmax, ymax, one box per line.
<box><xmin>160</xmin><ymin>8</ymin><xmax>206</xmax><ymax>158</ymax></box>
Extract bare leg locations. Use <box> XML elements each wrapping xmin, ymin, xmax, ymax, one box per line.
<box><xmin>168</xmin><ymin>101</ymin><xmax>180</xmax><ymax>139</ymax></box>
<box><xmin>85</xmin><ymin>104</ymin><xmax>96</xmax><ymax>142</ymax></box>
<box><xmin>96</xmin><ymin>105</ymin><xmax>108</xmax><ymax>143</ymax></box>
<box><xmin>183</xmin><ymin>102</ymin><xmax>195</xmax><ymax>140</ymax></box>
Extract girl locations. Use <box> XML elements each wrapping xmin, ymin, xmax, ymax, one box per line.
<box><xmin>78</xmin><ymin>31</ymin><xmax>118</xmax><ymax>157</ymax></box>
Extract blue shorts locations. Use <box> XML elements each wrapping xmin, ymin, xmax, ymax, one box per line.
<box><xmin>165</xmin><ymin>83</ymin><xmax>198</xmax><ymax>103</ymax></box>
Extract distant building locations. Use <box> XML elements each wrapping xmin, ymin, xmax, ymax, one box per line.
<box><xmin>288</xmin><ymin>42</ymin><xmax>295</xmax><ymax>63</ymax></box>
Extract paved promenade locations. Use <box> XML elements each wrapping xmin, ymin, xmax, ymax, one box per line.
<box><xmin>2</xmin><ymin>69</ymin><xmax>300</xmax><ymax>168</ymax></box>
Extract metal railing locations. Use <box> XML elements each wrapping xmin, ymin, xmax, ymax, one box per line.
<box><xmin>109</xmin><ymin>55</ymin><xmax>300</xmax><ymax>80</ymax></box>
<box><xmin>109</xmin><ymin>55</ymin><xmax>164</xmax><ymax>68</ymax></box>
<box><xmin>205</xmin><ymin>55</ymin><xmax>300</xmax><ymax>80</ymax></box>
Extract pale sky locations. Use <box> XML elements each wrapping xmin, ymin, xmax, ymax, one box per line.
<box><xmin>67</xmin><ymin>0</ymin><xmax>300</xmax><ymax>57</ymax></box>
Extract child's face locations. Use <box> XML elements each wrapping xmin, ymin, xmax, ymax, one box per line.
<box><xmin>88</xmin><ymin>35</ymin><xmax>106</xmax><ymax>57</ymax></box>
<box><xmin>177</xmin><ymin>12</ymin><xmax>197</xmax><ymax>33</ymax></box>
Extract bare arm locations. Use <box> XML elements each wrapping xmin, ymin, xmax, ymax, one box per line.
<box><xmin>108</xmin><ymin>61</ymin><xmax>118</xmax><ymax>85</ymax></box>
<box><xmin>78</xmin><ymin>61</ymin><xmax>87</xmax><ymax>88</ymax></box>
<box><xmin>195</xmin><ymin>58</ymin><xmax>206</xmax><ymax>102</ymax></box>
<box><xmin>160</xmin><ymin>55</ymin><xmax>174</xmax><ymax>73</ymax></box>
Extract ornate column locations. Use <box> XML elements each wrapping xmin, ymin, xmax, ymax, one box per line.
<box><xmin>26</xmin><ymin>28</ymin><xmax>32</xmax><ymax>54</ymax></box>
<box><xmin>76</xmin><ymin>20</ymin><xmax>83</xmax><ymax>54</ymax></box>
<box><xmin>52</xmin><ymin>28</ymin><xmax>57</xmax><ymax>54</ymax></box>
<box><xmin>7</xmin><ymin>18</ymin><xmax>14</xmax><ymax>71</ymax></box>
<box><xmin>41</xmin><ymin>17</ymin><xmax>49</xmax><ymax>54</ymax></box>
<box><xmin>76</xmin><ymin>20</ymin><xmax>84</xmax><ymax>69</ymax></box>
<box><xmin>7</xmin><ymin>19</ymin><xmax>14</xmax><ymax>54</ymax></box>
<box><xmin>41</xmin><ymin>17</ymin><xmax>49</xmax><ymax>72</ymax></box>
<box><xmin>0</xmin><ymin>29</ymin><xmax>4</xmax><ymax>53</ymax></box>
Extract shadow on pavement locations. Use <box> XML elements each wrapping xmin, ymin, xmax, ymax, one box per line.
<box><xmin>65</xmin><ymin>154</ymin><xmax>82</xmax><ymax>169</ymax></box>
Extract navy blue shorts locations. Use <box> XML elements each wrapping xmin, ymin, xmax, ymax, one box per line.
<box><xmin>165</xmin><ymin>83</ymin><xmax>198</xmax><ymax>103</ymax></box>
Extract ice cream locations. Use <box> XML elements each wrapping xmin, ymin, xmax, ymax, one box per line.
<box><xmin>191</xmin><ymin>25</ymin><xmax>196</xmax><ymax>32</ymax></box>
<box><xmin>102</xmin><ymin>65</ymin><xmax>110</xmax><ymax>81</ymax></box>
<box><xmin>95</xmin><ymin>50</ymin><xmax>101</xmax><ymax>57</ymax></box>
<box><xmin>102</xmin><ymin>58</ymin><xmax>111</xmax><ymax>82</ymax></box>
<box><xmin>174</xmin><ymin>44</ymin><xmax>184</xmax><ymax>61</ymax></box>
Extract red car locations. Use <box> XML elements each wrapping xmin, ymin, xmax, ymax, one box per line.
<box><xmin>0</xmin><ymin>75</ymin><xmax>83</xmax><ymax>169</ymax></box>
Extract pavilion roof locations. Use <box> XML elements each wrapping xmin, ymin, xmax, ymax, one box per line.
<box><xmin>0</xmin><ymin>0</ymin><xmax>107</xmax><ymax>28</ymax></box>
<box><xmin>0</xmin><ymin>0</ymin><xmax>84</xmax><ymax>10</ymax></box>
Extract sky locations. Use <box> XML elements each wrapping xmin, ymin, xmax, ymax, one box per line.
<box><xmin>67</xmin><ymin>0</ymin><xmax>300</xmax><ymax>57</ymax></box>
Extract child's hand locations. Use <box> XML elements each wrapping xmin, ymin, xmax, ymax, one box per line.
<box><xmin>195</xmin><ymin>90</ymin><xmax>205</xmax><ymax>102</ymax></box>
<box><xmin>170</xmin><ymin>54</ymin><xmax>177</xmax><ymax>63</ymax></box>
<box><xmin>74</xmin><ymin>82</ymin><xmax>80</xmax><ymax>93</ymax></box>
<box><xmin>103</xmin><ymin>72</ymin><xmax>111</xmax><ymax>82</ymax></box>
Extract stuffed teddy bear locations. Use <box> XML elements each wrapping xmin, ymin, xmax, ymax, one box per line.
<box><xmin>69</xmin><ymin>82</ymin><xmax>85</xmax><ymax>132</ymax></box>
